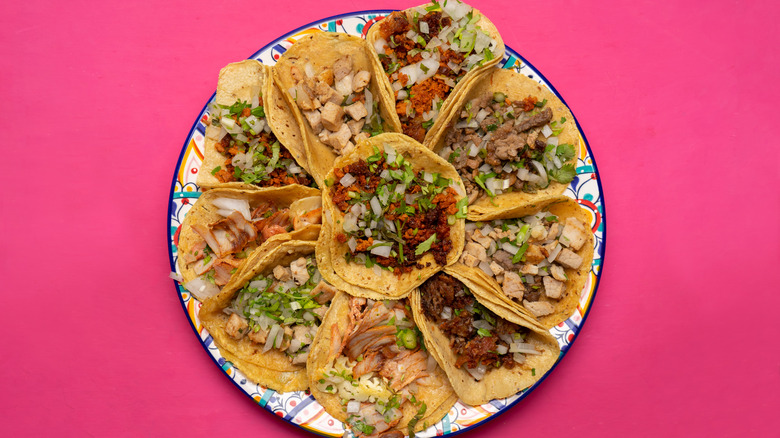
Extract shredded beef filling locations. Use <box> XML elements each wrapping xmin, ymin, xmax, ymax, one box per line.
<box><xmin>420</xmin><ymin>273</ymin><xmax>523</xmax><ymax>370</ymax></box>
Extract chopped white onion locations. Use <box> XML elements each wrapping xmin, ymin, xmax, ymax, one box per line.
<box><xmin>466</xmin><ymin>364</ymin><xmax>487</xmax><ymax>381</ymax></box>
<box><xmin>340</xmin><ymin>173</ymin><xmax>356</xmax><ymax>187</ymax></box>
<box><xmin>419</xmin><ymin>21</ymin><xmax>429</xmax><ymax>34</ymax></box>
<box><xmin>264</xmin><ymin>324</ymin><xmax>282</xmax><ymax>352</ymax></box>
<box><xmin>211</xmin><ymin>197</ymin><xmax>251</xmax><ymax>221</ymax></box>
<box><xmin>542</xmin><ymin>124</ymin><xmax>553</xmax><ymax>138</ymax></box>
<box><xmin>496</xmin><ymin>344</ymin><xmax>508</xmax><ymax>355</ymax></box>
<box><xmin>374</xmin><ymin>37</ymin><xmax>387</xmax><ymax>54</ymax></box>
<box><xmin>547</xmin><ymin>244</ymin><xmax>562</xmax><ymax>263</ymax></box>
<box><xmin>441</xmin><ymin>306</ymin><xmax>452</xmax><ymax>320</ymax></box>
<box><xmin>347</xmin><ymin>400</ymin><xmax>361</xmax><ymax>414</ymax></box>
<box><xmin>370</xmin><ymin>197</ymin><xmax>382</xmax><ymax>216</ymax></box>
<box><xmin>478</xmin><ymin>260</ymin><xmax>493</xmax><ymax>276</ymax></box>
<box><xmin>472</xmin><ymin>319</ymin><xmax>494</xmax><ymax>331</ymax></box>
<box><xmin>347</xmin><ymin>237</ymin><xmax>357</xmax><ymax>253</ymax></box>
<box><xmin>183</xmin><ymin>277</ymin><xmax>220</xmax><ymax>300</ymax></box>
<box><xmin>475</xmin><ymin>109</ymin><xmax>490</xmax><ymax>123</ymax></box>
<box><xmin>502</xmin><ymin>242</ymin><xmax>519</xmax><ymax>255</ymax></box>
<box><xmin>370</xmin><ymin>244</ymin><xmax>392</xmax><ymax>258</ymax></box>
<box><xmin>530</xmin><ymin>160</ymin><xmax>549</xmax><ymax>187</ymax></box>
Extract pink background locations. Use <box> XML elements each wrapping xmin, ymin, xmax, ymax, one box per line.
<box><xmin>2</xmin><ymin>0</ymin><xmax>778</xmax><ymax>436</ymax></box>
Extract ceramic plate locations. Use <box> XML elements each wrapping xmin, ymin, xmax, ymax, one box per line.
<box><xmin>167</xmin><ymin>10</ymin><xmax>606</xmax><ymax>437</ymax></box>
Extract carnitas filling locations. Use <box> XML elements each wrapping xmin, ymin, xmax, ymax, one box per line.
<box><xmin>317</xmin><ymin>297</ymin><xmax>435</xmax><ymax>437</ymax></box>
<box><xmin>287</xmin><ymin>55</ymin><xmax>384</xmax><ymax>156</ymax></box>
<box><xmin>208</xmin><ymin>97</ymin><xmax>314</xmax><ymax>187</ymax></box>
<box><xmin>420</xmin><ymin>272</ymin><xmax>540</xmax><ymax>381</ymax></box>
<box><xmin>180</xmin><ymin>197</ymin><xmax>322</xmax><ymax>297</ymax></box>
<box><xmin>374</xmin><ymin>0</ymin><xmax>498</xmax><ymax>142</ymax></box>
<box><xmin>329</xmin><ymin>144</ymin><xmax>467</xmax><ymax>274</ymax></box>
<box><xmin>224</xmin><ymin>256</ymin><xmax>335</xmax><ymax>365</ymax></box>
<box><xmin>439</xmin><ymin>93</ymin><xmax>576</xmax><ymax>203</ymax></box>
<box><xmin>461</xmin><ymin>211</ymin><xmax>589</xmax><ymax>318</ymax></box>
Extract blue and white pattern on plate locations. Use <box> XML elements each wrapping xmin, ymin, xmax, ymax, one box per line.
<box><xmin>166</xmin><ymin>10</ymin><xmax>606</xmax><ymax>437</ymax></box>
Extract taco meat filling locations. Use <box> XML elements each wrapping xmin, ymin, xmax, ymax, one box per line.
<box><xmin>374</xmin><ymin>0</ymin><xmax>498</xmax><ymax>142</ymax></box>
<box><xmin>209</xmin><ymin>96</ymin><xmax>314</xmax><ymax>187</ymax></box>
<box><xmin>440</xmin><ymin>93</ymin><xmax>576</xmax><ymax>203</ymax></box>
<box><xmin>462</xmin><ymin>211</ymin><xmax>589</xmax><ymax>318</ymax></box>
<box><xmin>317</xmin><ymin>297</ymin><xmax>435</xmax><ymax>437</ymax></box>
<box><xmin>329</xmin><ymin>145</ymin><xmax>467</xmax><ymax>274</ymax></box>
<box><xmin>287</xmin><ymin>55</ymin><xmax>384</xmax><ymax>156</ymax></box>
<box><xmin>420</xmin><ymin>272</ymin><xmax>541</xmax><ymax>381</ymax></box>
<box><xmin>180</xmin><ymin>197</ymin><xmax>322</xmax><ymax>292</ymax></box>
<box><xmin>224</xmin><ymin>256</ymin><xmax>334</xmax><ymax>365</ymax></box>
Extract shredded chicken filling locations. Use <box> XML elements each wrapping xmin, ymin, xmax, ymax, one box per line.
<box><xmin>317</xmin><ymin>297</ymin><xmax>432</xmax><ymax>437</ymax></box>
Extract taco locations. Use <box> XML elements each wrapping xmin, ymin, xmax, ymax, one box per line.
<box><xmin>366</xmin><ymin>0</ymin><xmax>504</xmax><ymax>145</ymax></box>
<box><xmin>198</xmin><ymin>241</ymin><xmax>338</xmax><ymax>392</ymax></box>
<box><xmin>273</xmin><ymin>32</ymin><xmax>401</xmax><ymax>187</ymax></box>
<box><xmin>319</xmin><ymin>133</ymin><xmax>467</xmax><ymax>299</ymax></box>
<box><xmin>307</xmin><ymin>292</ymin><xmax>457</xmax><ymax>437</ymax></box>
<box><xmin>410</xmin><ymin>268</ymin><xmax>559</xmax><ymax>406</ymax></box>
<box><xmin>457</xmin><ymin>196</ymin><xmax>594</xmax><ymax>328</ymax></box>
<box><xmin>197</xmin><ymin>59</ymin><xmax>316</xmax><ymax>190</ymax></box>
<box><xmin>430</xmin><ymin>68</ymin><xmax>578</xmax><ymax>221</ymax></box>
<box><xmin>176</xmin><ymin>186</ymin><xmax>322</xmax><ymax>300</ymax></box>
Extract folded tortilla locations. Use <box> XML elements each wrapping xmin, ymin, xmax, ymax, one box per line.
<box><xmin>366</xmin><ymin>1</ymin><xmax>504</xmax><ymax>147</ymax></box>
<box><xmin>429</xmin><ymin>68</ymin><xmax>578</xmax><ymax>221</ymax></box>
<box><xmin>177</xmin><ymin>186</ymin><xmax>322</xmax><ymax>292</ymax></box>
<box><xmin>198</xmin><ymin>240</ymin><xmax>330</xmax><ymax>392</ymax></box>
<box><xmin>273</xmin><ymin>32</ymin><xmax>401</xmax><ymax>187</ymax></box>
<box><xmin>410</xmin><ymin>266</ymin><xmax>559</xmax><ymax>406</ymax></box>
<box><xmin>307</xmin><ymin>291</ymin><xmax>458</xmax><ymax>436</ymax></box>
<box><xmin>318</xmin><ymin>133</ymin><xmax>466</xmax><ymax>299</ymax></box>
<box><xmin>456</xmin><ymin>196</ymin><xmax>594</xmax><ymax>328</ymax></box>
<box><xmin>197</xmin><ymin>59</ymin><xmax>314</xmax><ymax>190</ymax></box>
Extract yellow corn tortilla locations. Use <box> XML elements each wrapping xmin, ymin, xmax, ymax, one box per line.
<box><xmin>197</xmin><ymin>59</ymin><xmax>313</xmax><ymax>190</ymax></box>
<box><xmin>429</xmin><ymin>68</ymin><xmax>578</xmax><ymax>221</ymax></box>
<box><xmin>366</xmin><ymin>2</ymin><xmax>505</xmax><ymax>147</ymax></box>
<box><xmin>198</xmin><ymin>240</ymin><xmax>322</xmax><ymax>392</ymax></box>
<box><xmin>410</xmin><ymin>266</ymin><xmax>559</xmax><ymax>406</ymax></box>
<box><xmin>177</xmin><ymin>186</ymin><xmax>321</xmax><ymax>288</ymax></box>
<box><xmin>273</xmin><ymin>32</ymin><xmax>401</xmax><ymax>187</ymax></box>
<box><xmin>307</xmin><ymin>291</ymin><xmax>458</xmax><ymax>435</ymax></box>
<box><xmin>319</xmin><ymin>133</ymin><xmax>466</xmax><ymax>299</ymax></box>
<box><xmin>456</xmin><ymin>196</ymin><xmax>594</xmax><ymax>328</ymax></box>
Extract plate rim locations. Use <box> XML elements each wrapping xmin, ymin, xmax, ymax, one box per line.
<box><xmin>166</xmin><ymin>8</ymin><xmax>607</xmax><ymax>437</ymax></box>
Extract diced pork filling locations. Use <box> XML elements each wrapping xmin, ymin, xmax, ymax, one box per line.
<box><xmin>420</xmin><ymin>273</ymin><xmax>538</xmax><ymax>379</ymax></box>
<box><xmin>288</xmin><ymin>55</ymin><xmax>383</xmax><ymax>155</ymax></box>
<box><xmin>224</xmin><ymin>256</ymin><xmax>332</xmax><ymax>365</ymax></box>
<box><xmin>462</xmin><ymin>212</ymin><xmax>589</xmax><ymax>318</ymax></box>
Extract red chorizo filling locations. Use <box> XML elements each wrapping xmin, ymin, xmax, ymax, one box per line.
<box><xmin>329</xmin><ymin>145</ymin><xmax>467</xmax><ymax>274</ymax></box>
<box><xmin>373</xmin><ymin>1</ymin><xmax>498</xmax><ymax>142</ymax></box>
<box><xmin>420</xmin><ymin>272</ymin><xmax>541</xmax><ymax>381</ymax></box>
<box><xmin>209</xmin><ymin>97</ymin><xmax>314</xmax><ymax>187</ymax></box>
